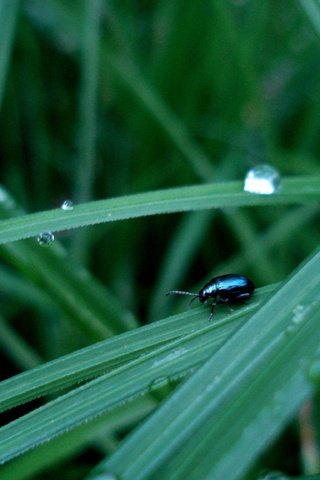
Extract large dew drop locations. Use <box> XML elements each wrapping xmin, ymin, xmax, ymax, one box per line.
<box><xmin>37</xmin><ymin>231</ymin><xmax>55</xmax><ymax>246</ymax></box>
<box><xmin>61</xmin><ymin>199</ymin><xmax>74</xmax><ymax>210</ymax></box>
<box><xmin>244</xmin><ymin>164</ymin><xmax>281</xmax><ymax>195</ymax></box>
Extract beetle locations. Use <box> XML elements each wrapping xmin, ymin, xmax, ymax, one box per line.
<box><xmin>166</xmin><ymin>274</ymin><xmax>255</xmax><ymax>319</ymax></box>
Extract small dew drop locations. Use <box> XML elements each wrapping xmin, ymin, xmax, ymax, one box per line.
<box><xmin>149</xmin><ymin>376</ymin><xmax>169</xmax><ymax>392</ymax></box>
<box><xmin>149</xmin><ymin>376</ymin><xmax>172</xmax><ymax>401</ymax></box>
<box><xmin>292</xmin><ymin>304</ymin><xmax>307</xmax><ymax>325</ymax></box>
<box><xmin>37</xmin><ymin>232</ymin><xmax>55</xmax><ymax>246</ymax></box>
<box><xmin>149</xmin><ymin>375</ymin><xmax>181</xmax><ymax>401</ymax></box>
<box><xmin>61</xmin><ymin>199</ymin><xmax>74</xmax><ymax>210</ymax></box>
<box><xmin>244</xmin><ymin>164</ymin><xmax>281</xmax><ymax>195</ymax></box>
<box><xmin>152</xmin><ymin>348</ymin><xmax>187</xmax><ymax>368</ymax></box>
<box><xmin>285</xmin><ymin>323</ymin><xmax>298</xmax><ymax>336</ymax></box>
<box><xmin>285</xmin><ymin>304</ymin><xmax>309</xmax><ymax>336</ymax></box>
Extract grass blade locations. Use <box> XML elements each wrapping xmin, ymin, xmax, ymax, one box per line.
<box><xmin>0</xmin><ymin>287</ymin><xmax>272</xmax><ymax>413</ymax></box>
<box><xmin>0</xmin><ymin>288</ymin><xmax>274</xmax><ymax>462</ymax></box>
<box><xmin>0</xmin><ymin>0</ymin><xmax>19</xmax><ymax>109</ymax></box>
<box><xmin>299</xmin><ymin>0</ymin><xmax>320</xmax><ymax>38</ymax></box>
<box><xmin>0</xmin><ymin>176</ymin><xmax>319</xmax><ymax>244</ymax></box>
<box><xmin>72</xmin><ymin>0</ymin><xmax>102</xmax><ymax>263</ymax></box>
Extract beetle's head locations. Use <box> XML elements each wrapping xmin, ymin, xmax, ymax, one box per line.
<box><xmin>198</xmin><ymin>288</ymin><xmax>213</xmax><ymax>304</ymax></box>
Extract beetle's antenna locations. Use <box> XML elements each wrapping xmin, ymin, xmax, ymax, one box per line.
<box><xmin>166</xmin><ymin>291</ymin><xmax>199</xmax><ymax>309</ymax></box>
<box><xmin>166</xmin><ymin>290</ymin><xmax>197</xmax><ymax>297</ymax></box>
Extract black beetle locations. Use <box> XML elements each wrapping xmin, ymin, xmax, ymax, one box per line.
<box><xmin>166</xmin><ymin>274</ymin><xmax>255</xmax><ymax>319</ymax></box>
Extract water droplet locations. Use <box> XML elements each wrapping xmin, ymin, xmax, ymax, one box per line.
<box><xmin>37</xmin><ymin>232</ymin><xmax>55</xmax><ymax>246</ymax></box>
<box><xmin>285</xmin><ymin>322</ymin><xmax>298</xmax><ymax>336</ymax></box>
<box><xmin>292</xmin><ymin>304</ymin><xmax>307</xmax><ymax>325</ymax></box>
<box><xmin>61</xmin><ymin>200</ymin><xmax>74</xmax><ymax>210</ymax></box>
<box><xmin>244</xmin><ymin>164</ymin><xmax>281</xmax><ymax>195</ymax></box>
<box><xmin>152</xmin><ymin>348</ymin><xmax>187</xmax><ymax>368</ymax></box>
<box><xmin>285</xmin><ymin>304</ymin><xmax>309</xmax><ymax>336</ymax></box>
<box><xmin>149</xmin><ymin>376</ymin><xmax>172</xmax><ymax>400</ymax></box>
<box><xmin>149</xmin><ymin>376</ymin><xmax>169</xmax><ymax>391</ymax></box>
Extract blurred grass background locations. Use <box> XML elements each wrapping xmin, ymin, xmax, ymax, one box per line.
<box><xmin>0</xmin><ymin>0</ymin><xmax>320</xmax><ymax>479</ymax></box>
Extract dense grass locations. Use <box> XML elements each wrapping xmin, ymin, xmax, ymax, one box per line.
<box><xmin>0</xmin><ymin>1</ymin><xmax>319</xmax><ymax>479</ymax></box>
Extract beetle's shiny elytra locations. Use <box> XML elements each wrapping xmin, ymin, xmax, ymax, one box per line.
<box><xmin>166</xmin><ymin>274</ymin><xmax>255</xmax><ymax>319</ymax></box>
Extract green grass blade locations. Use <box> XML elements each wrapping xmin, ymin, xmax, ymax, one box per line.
<box><xmin>72</xmin><ymin>0</ymin><xmax>102</xmax><ymax>263</ymax></box>
<box><xmin>0</xmin><ymin>288</ymin><xmax>274</xmax><ymax>462</ymax></box>
<box><xmin>0</xmin><ymin>266</ymin><xmax>54</xmax><ymax>310</ymax></box>
<box><xmin>0</xmin><ymin>287</ymin><xmax>272</xmax><ymax>413</ymax></box>
<box><xmin>0</xmin><ymin>315</ymin><xmax>42</xmax><ymax>371</ymax></box>
<box><xmin>0</xmin><ymin>176</ymin><xmax>319</xmax><ymax>244</ymax></box>
<box><xmin>0</xmin><ymin>0</ymin><xmax>19</xmax><ymax>109</ymax></box>
<box><xmin>99</xmin><ymin>247</ymin><xmax>320</xmax><ymax>480</ymax></box>
<box><xmin>0</xmin><ymin>328</ymin><xmax>225</xmax><ymax>462</ymax></box>
<box><xmin>299</xmin><ymin>0</ymin><xmax>320</xmax><ymax>38</ymax></box>
<box><xmin>0</xmin><ymin>396</ymin><xmax>156</xmax><ymax>480</ymax></box>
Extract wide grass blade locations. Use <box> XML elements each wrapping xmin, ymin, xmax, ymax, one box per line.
<box><xmin>98</xmin><ymin>247</ymin><xmax>320</xmax><ymax>480</ymax></box>
<box><xmin>0</xmin><ymin>396</ymin><xmax>157</xmax><ymax>480</ymax></box>
<box><xmin>0</xmin><ymin>287</ymin><xmax>271</xmax><ymax>414</ymax></box>
<box><xmin>0</xmin><ymin>288</ymin><xmax>273</xmax><ymax>463</ymax></box>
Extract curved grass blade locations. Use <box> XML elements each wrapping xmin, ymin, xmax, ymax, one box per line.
<box><xmin>0</xmin><ymin>324</ymin><xmax>232</xmax><ymax>463</ymax></box>
<box><xmin>0</xmin><ymin>288</ymin><xmax>274</xmax><ymax>463</ymax></box>
<box><xmin>0</xmin><ymin>176</ymin><xmax>319</xmax><ymax>245</ymax></box>
<box><xmin>0</xmin><ymin>287</ymin><xmax>272</xmax><ymax>414</ymax></box>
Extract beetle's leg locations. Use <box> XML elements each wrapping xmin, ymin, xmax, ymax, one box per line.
<box><xmin>209</xmin><ymin>302</ymin><xmax>216</xmax><ymax>321</ymax></box>
<box><xmin>227</xmin><ymin>302</ymin><xmax>234</xmax><ymax>312</ymax></box>
<box><xmin>219</xmin><ymin>297</ymin><xmax>234</xmax><ymax>312</ymax></box>
<box><xmin>187</xmin><ymin>294</ymin><xmax>200</xmax><ymax>309</ymax></box>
